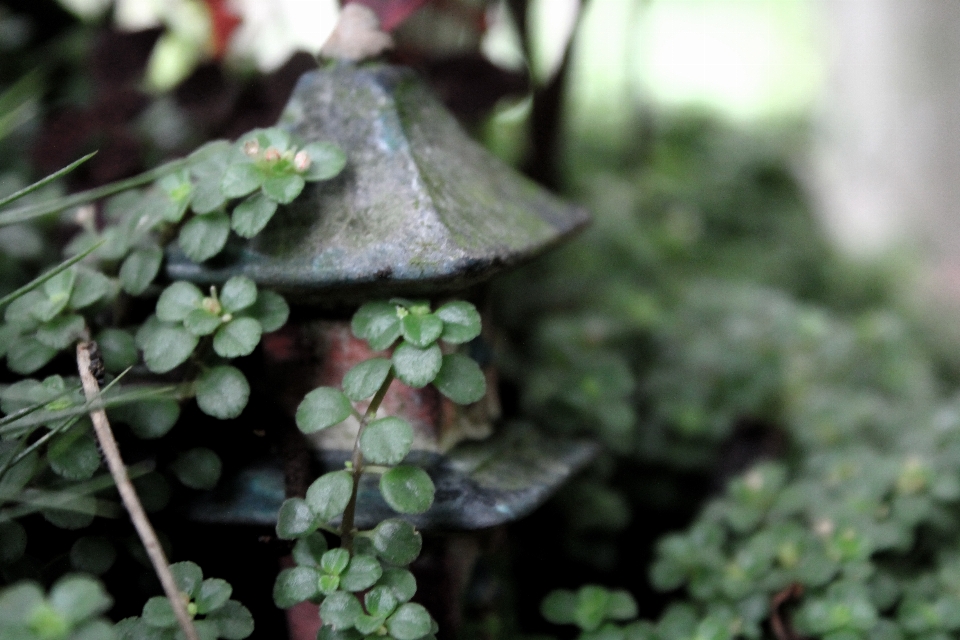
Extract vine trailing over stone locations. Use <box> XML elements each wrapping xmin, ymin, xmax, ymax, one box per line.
<box><xmin>273</xmin><ymin>298</ymin><xmax>486</xmax><ymax>640</ymax></box>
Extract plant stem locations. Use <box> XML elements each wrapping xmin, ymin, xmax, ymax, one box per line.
<box><xmin>340</xmin><ymin>369</ymin><xmax>395</xmax><ymax>552</ymax></box>
<box><xmin>76</xmin><ymin>341</ymin><xmax>201</xmax><ymax>640</ymax></box>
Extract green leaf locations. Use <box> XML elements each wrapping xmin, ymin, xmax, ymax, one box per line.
<box><xmin>219</xmin><ymin>276</ymin><xmax>257</xmax><ymax>313</ymax></box>
<box><xmin>296</xmin><ymin>387</ymin><xmax>353</xmax><ymax>433</ymax></box>
<box><xmin>302</xmin><ymin>142</ymin><xmax>347</xmax><ymax>181</ymax></box>
<box><xmin>386</xmin><ymin>602</ymin><xmax>432</xmax><ymax>640</ymax></box>
<box><xmin>0</xmin><ymin>581</ymin><xmax>44</xmax><ymax>626</ymax></box>
<box><xmin>36</xmin><ymin>314</ymin><xmax>86</xmax><ymax>350</ymax></box>
<box><xmin>70</xmin><ymin>268</ymin><xmax>115</xmax><ymax>310</ymax></box>
<box><xmin>380</xmin><ymin>466</ymin><xmax>435</xmax><ymax>515</ymax></box>
<box><xmin>231</xmin><ymin>192</ymin><xmax>278</xmax><ymax>238</ymax></box>
<box><xmin>343</xmin><ymin>358</ymin><xmax>392</xmax><ymax>401</ymax></box>
<box><xmin>377</xmin><ymin>568</ymin><xmax>417</xmax><ymax>603</ymax></box>
<box><xmin>95</xmin><ymin>329</ymin><xmax>138</xmax><ymax>372</ymax></box>
<box><xmin>178</xmin><ymin>211</ymin><xmax>230</xmax><ymax>262</ymax></box>
<box><xmin>7</xmin><ymin>337</ymin><xmax>57</xmax><ymax>374</ymax></box>
<box><xmin>340</xmin><ymin>554</ymin><xmax>383</xmax><ymax>592</ymax></box>
<box><xmin>372</xmin><ymin>519</ymin><xmax>422</xmax><ymax>566</ymax></box>
<box><xmin>401</xmin><ymin>313</ymin><xmax>443</xmax><ymax>348</ymax></box>
<box><xmin>433</xmin><ymin>353</ymin><xmax>487</xmax><ymax>404</ymax></box>
<box><xmin>273</xmin><ymin>566</ymin><xmax>320</xmax><ymax>608</ymax></box>
<box><xmin>49</xmin><ymin>424</ymin><xmax>101</xmax><ymax>480</ymax></box>
<box><xmin>543</xmin><ymin>595</ymin><xmax>580</xmax><ymax>632</ymax></box>
<box><xmin>0</xmin><ymin>520</ymin><xmax>27</xmax><ymax>563</ymax></box>
<box><xmin>112</xmin><ymin>398</ymin><xmax>180</xmax><ymax>439</ymax></box>
<box><xmin>119</xmin><ymin>247</ymin><xmax>163</xmax><ymax>295</ymax></box>
<box><xmin>133</xmin><ymin>472</ymin><xmax>171</xmax><ymax>513</ymax></box>
<box><xmin>244</xmin><ymin>290</ymin><xmax>289</xmax><ymax>332</ymax></box>
<box><xmin>607</xmin><ymin>590</ymin><xmax>638</xmax><ymax>620</ymax></box>
<box><xmin>171</xmin><ymin>447</ymin><xmax>222</xmax><ymax>490</ymax></box>
<box><xmin>319</xmin><ymin>574</ymin><xmax>340</xmax><ymax>595</ymax></box>
<box><xmin>49</xmin><ymin>574</ymin><xmax>112</xmax><ymax>624</ymax></box>
<box><xmin>365</xmin><ymin>586</ymin><xmax>399</xmax><ymax>618</ymax></box>
<box><xmin>156</xmin><ymin>282</ymin><xmax>204</xmax><ymax>322</ymax></box>
<box><xmin>262</xmin><ymin>173</ymin><xmax>305</xmax><ymax>204</ymax></box>
<box><xmin>360</xmin><ymin>416</ymin><xmax>413</xmax><ymax>465</ymax></box>
<box><xmin>320</xmin><ymin>591</ymin><xmax>363</xmax><ymax>631</ymax></box>
<box><xmin>195</xmin><ymin>365</ymin><xmax>250</xmax><ymax>419</ymax></box>
<box><xmin>169</xmin><ymin>561</ymin><xmax>203</xmax><ymax>598</ymax></box>
<box><xmin>355</xmin><ymin>613</ymin><xmax>388</xmax><ymax>636</ymax></box>
<box><xmin>352</xmin><ymin>302</ymin><xmax>402</xmax><ymax>351</ymax></box>
<box><xmin>70</xmin><ymin>536</ymin><xmax>116</xmax><ymax>575</ymax></box>
<box><xmin>321</xmin><ymin>548</ymin><xmax>351</xmax><ymax>576</ymax></box>
<box><xmin>142</xmin><ymin>323</ymin><xmax>198</xmax><ymax>373</ymax></box>
<box><xmin>5</xmin><ymin>290</ymin><xmax>44</xmax><ymax>330</ymax></box>
<box><xmin>42</xmin><ymin>269</ymin><xmax>76</xmax><ymax>315</ymax></box>
<box><xmin>305</xmin><ymin>470</ymin><xmax>353</xmax><ymax>522</ymax></box>
<box><xmin>574</xmin><ymin>586</ymin><xmax>611</xmax><ymax>632</ymax></box>
<box><xmin>0</xmin><ymin>151</ymin><xmax>96</xmax><ymax>209</ymax></box>
<box><xmin>206</xmin><ymin>600</ymin><xmax>254</xmax><ymax>639</ymax></box>
<box><xmin>292</xmin><ymin>532</ymin><xmax>329</xmax><ymax>567</ymax></box>
<box><xmin>190</xmin><ymin>178</ymin><xmax>227</xmax><ymax>214</ymax></box>
<box><xmin>276</xmin><ymin>498</ymin><xmax>319</xmax><ymax>539</ymax></box>
<box><xmin>221</xmin><ymin>161</ymin><xmax>263</xmax><ymax>198</ymax></box>
<box><xmin>392</xmin><ymin>342</ymin><xmax>442</xmax><ymax>388</ymax></box>
<box><xmin>436</xmin><ymin>301</ymin><xmax>481</xmax><ymax>344</ymax></box>
<box><xmin>213</xmin><ymin>317</ymin><xmax>262</xmax><ymax>358</ymax></box>
<box><xmin>184</xmin><ymin>308</ymin><xmax>222</xmax><ymax>336</ymax></box>
<box><xmin>196</xmin><ymin>578</ymin><xmax>232</xmax><ymax>614</ymax></box>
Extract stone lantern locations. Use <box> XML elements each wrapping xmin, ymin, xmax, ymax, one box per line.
<box><xmin>173</xmin><ymin>62</ymin><xmax>595</xmax><ymax>635</ymax></box>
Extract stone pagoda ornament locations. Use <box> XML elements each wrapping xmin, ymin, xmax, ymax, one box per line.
<box><xmin>174</xmin><ymin>60</ymin><xmax>594</xmax><ymax>531</ymax></box>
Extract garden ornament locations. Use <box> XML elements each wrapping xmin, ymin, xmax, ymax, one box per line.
<box><xmin>173</xmin><ymin>62</ymin><xmax>595</xmax><ymax>531</ymax></box>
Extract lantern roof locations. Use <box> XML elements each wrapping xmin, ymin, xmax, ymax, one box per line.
<box><xmin>166</xmin><ymin>63</ymin><xmax>589</xmax><ymax>300</ymax></box>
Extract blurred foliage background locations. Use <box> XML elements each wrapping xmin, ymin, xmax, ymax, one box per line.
<box><xmin>5</xmin><ymin>1</ymin><xmax>960</xmax><ymax>639</ymax></box>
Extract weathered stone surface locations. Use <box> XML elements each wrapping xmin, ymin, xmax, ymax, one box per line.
<box><xmin>187</xmin><ymin>423</ymin><xmax>599</xmax><ymax>530</ymax></box>
<box><xmin>167</xmin><ymin>63</ymin><xmax>589</xmax><ymax>301</ymax></box>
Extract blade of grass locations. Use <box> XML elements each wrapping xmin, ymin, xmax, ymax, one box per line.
<box><xmin>0</xmin><ymin>152</ymin><xmax>97</xmax><ymax>210</ymax></box>
<box><xmin>0</xmin><ymin>240</ymin><xmax>103</xmax><ymax>310</ymax></box>
<box><xmin>0</xmin><ymin>157</ymin><xmax>188</xmax><ymax>227</ymax></box>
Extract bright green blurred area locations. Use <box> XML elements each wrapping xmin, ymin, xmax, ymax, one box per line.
<box><xmin>560</xmin><ymin>0</ymin><xmax>822</xmax><ymax>140</ymax></box>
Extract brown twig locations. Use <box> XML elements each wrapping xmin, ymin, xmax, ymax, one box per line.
<box><xmin>770</xmin><ymin>583</ymin><xmax>805</xmax><ymax>640</ymax></box>
<box><xmin>76</xmin><ymin>340</ymin><xmax>201</xmax><ymax>640</ymax></box>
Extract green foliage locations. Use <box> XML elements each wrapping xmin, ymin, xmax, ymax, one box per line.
<box><xmin>272</xmin><ymin>300</ymin><xmax>484</xmax><ymax>638</ymax></box>
<box><xmin>117</xmin><ymin>561</ymin><xmax>253</xmax><ymax>639</ymax></box>
<box><xmin>0</xmin><ymin>575</ymin><xmax>114</xmax><ymax>640</ymax></box>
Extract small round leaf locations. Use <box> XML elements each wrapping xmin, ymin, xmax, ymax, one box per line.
<box><xmin>400</xmin><ymin>313</ymin><xmax>443</xmax><ymax>348</ymax></box>
<box><xmin>343</xmin><ymin>358</ymin><xmax>392</xmax><ymax>401</ymax></box>
<box><xmin>321</xmin><ymin>548</ymin><xmax>351</xmax><ymax>576</ymax></box>
<box><xmin>433</xmin><ymin>353</ymin><xmax>486</xmax><ymax>404</ymax></box>
<box><xmin>171</xmin><ymin>448</ymin><xmax>222</xmax><ymax>490</ymax></box>
<box><xmin>184</xmin><ymin>308</ymin><xmax>222</xmax><ymax>336</ymax></box>
<box><xmin>436</xmin><ymin>301</ymin><xmax>481</xmax><ymax>344</ymax></box>
<box><xmin>273</xmin><ymin>566</ymin><xmax>320</xmax><ymax>608</ymax></box>
<box><xmin>372</xmin><ymin>519</ymin><xmax>422</xmax><ymax>566</ymax></box>
<box><xmin>95</xmin><ymin>329</ymin><xmax>138</xmax><ymax>372</ymax></box>
<box><xmin>156</xmin><ymin>282</ymin><xmax>203</xmax><ymax>322</ymax></box>
<box><xmin>340</xmin><ymin>554</ymin><xmax>383</xmax><ymax>592</ymax></box>
<box><xmin>380</xmin><ymin>466</ymin><xmax>435</xmax><ymax>515</ymax></box>
<box><xmin>197</xmin><ymin>578</ymin><xmax>233</xmax><ymax>614</ymax></box>
<box><xmin>207</xmin><ymin>600</ymin><xmax>254</xmax><ymax>639</ymax></box>
<box><xmin>169</xmin><ymin>561</ymin><xmax>203</xmax><ymax>598</ymax></box>
<box><xmin>292</xmin><ymin>532</ymin><xmax>329</xmax><ymax>567</ymax></box>
<box><xmin>365</xmin><ymin>586</ymin><xmax>399</xmax><ymax>618</ymax></box>
<box><xmin>352</xmin><ymin>302</ymin><xmax>401</xmax><ymax>351</ymax></box>
<box><xmin>377</xmin><ymin>568</ymin><xmax>417</xmax><ymax>603</ymax></box>
<box><xmin>196</xmin><ymin>365</ymin><xmax>250</xmax><ymax>419</ymax></box>
<box><xmin>360</xmin><ymin>417</ymin><xmax>413</xmax><ymax>466</ymax></box>
<box><xmin>142</xmin><ymin>324</ymin><xmax>198</xmax><ymax>373</ymax></box>
<box><xmin>302</xmin><ymin>142</ymin><xmax>347</xmax><ymax>181</ymax></box>
<box><xmin>213</xmin><ymin>317</ymin><xmax>262</xmax><ymax>358</ymax></box>
<box><xmin>262</xmin><ymin>173</ymin><xmax>305</xmax><ymax>204</ymax></box>
<box><xmin>178</xmin><ymin>212</ymin><xmax>230</xmax><ymax>263</ymax></box>
<box><xmin>276</xmin><ymin>498</ymin><xmax>319</xmax><ymax>539</ymax></box>
<box><xmin>296</xmin><ymin>387</ymin><xmax>353</xmax><ymax>433</ymax></box>
<box><xmin>119</xmin><ymin>247</ymin><xmax>163</xmax><ymax>296</ymax></box>
<box><xmin>221</xmin><ymin>162</ymin><xmax>263</xmax><ymax>198</ymax></box>
<box><xmin>244</xmin><ymin>290</ymin><xmax>289</xmax><ymax>332</ymax></box>
<box><xmin>386</xmin><ymin>602</ymin><xmax>432</xmax><ymax>640</ymax></box>
<box><xmin>305</xmin><ymin>471</ymin><xmax>353</xmax><ymax>522</ymax></box>
<box><xmin>392</xmin><ymin>342</ymin><xmax>442</xmax><ymax>389</ymax></box>
<box><xmin>142</xmin><ymin>596</ymin><xmax>176</xmax><ymax>628</ymax></box>
<box><xmin>319</xmin><ymin>591</ymin><xmax>363</xmax><ymax>631</ymax></box>
<box><xmin>231</xmin><ymin>193</ymin><xmax>278</xmax><ymax>238</ymax></box>
<box><xmin>220</xmin><ymin>276</ymin><xmax>257</xmax><ymax>313</ymax></box>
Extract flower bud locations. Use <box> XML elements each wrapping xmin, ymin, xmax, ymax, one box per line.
<box><xmin>294</xmin><ymin>150</ymin><xmax>312</xmax><ymax>172</ymax></box>
<box><xmin>264</xmin><ymin>147</ymin><xmax>281</xmax><ymax>162</ymax></box>
<box><xmin>243</xmin><ymin>139</ymin><xmax>260</xmax><ymax>157</ymax></box>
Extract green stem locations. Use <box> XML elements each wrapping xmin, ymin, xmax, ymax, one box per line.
<box><xmin>340</xmin><ymin>369</ymin><xmax>395</xmax><ymax>552</ymax></box>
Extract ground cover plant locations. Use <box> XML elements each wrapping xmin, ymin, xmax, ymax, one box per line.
<box><xmin>5</xmin><ymin>2</ymin><xmax>960</xmax><ymax>640</ymax></box>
